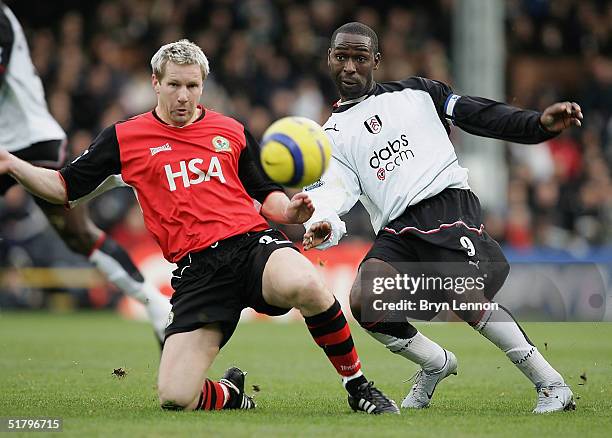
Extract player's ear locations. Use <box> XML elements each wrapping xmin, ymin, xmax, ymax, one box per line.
<box><xmin>327</xmin><ymin>47</ymin><xmax>332</xmax><ymax>67</ymax></box>
<box><xmin>152</xmin><ymin>74</ymin><xmax>161</xmax><ymax>94</ymax></box>
<box><xmin>373</xmin><ymin>52</ymin><xmax>381</xmax><ymax>70</ymax></box>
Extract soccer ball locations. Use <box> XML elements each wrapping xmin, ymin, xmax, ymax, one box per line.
<box><xmin>260</xmin><ymin>116</ymin><xmax>332</xmax><ymax>187</ymax></box>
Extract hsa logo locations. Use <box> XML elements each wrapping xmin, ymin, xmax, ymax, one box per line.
<box><xmin>164</xmin><ymin>156</ymin><xmax>226</xmax><ymax>191</ymax></box>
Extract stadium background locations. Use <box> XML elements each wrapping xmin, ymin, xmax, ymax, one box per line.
<box><xmin>0</xmin><ymin>0</ymin><xmax>610</xmax><ymax>322</ymax></box>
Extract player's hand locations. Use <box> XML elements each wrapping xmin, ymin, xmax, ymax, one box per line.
<box><xmin>284</xmin><ymin>192</ymin><xmax>315</xmax><ymax>224</ymax></box>
<box><xmin>540</xmin><ymin>102</ymin><xmax>583</xmax><ymax>133</ymax></box>
<box><xmin>303</xmin><ymin>221</ymin><xmax>332</xmax><ymax>251</ymax></box>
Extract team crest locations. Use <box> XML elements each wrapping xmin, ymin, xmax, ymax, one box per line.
<box><xmin>166</xmin><ymin>311</ymin><xmax>174</xmax><ymax>327</ymax></box>
<box><xmin>212</xmin><ymin>136</ymin><xmax>231</xmax><ymax>152</ymax></box>
<box><xmin>364</xmin><ymin>115</ymin><xmax>383</xmax><ymax>134</ymax></box>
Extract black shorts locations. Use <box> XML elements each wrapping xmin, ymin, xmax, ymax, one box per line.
<box><xmin>1</xmin><ymin>139</ymin><xmax>67</xmax><ymax>195</ymax></box>
<box><xmin>361</xmin><ymin>189</ymin><xmax>510</xmax><ymax>321</ymax></box>
<box><xmin>165</xmin><ymin>229</ymin><xmax>298</xmax><ymax>347</ymax></box>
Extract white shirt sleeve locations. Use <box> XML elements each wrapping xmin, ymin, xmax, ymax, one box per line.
<box><xmin>303</xmin><ymin>154</ymin><xmax>361</xmax><ymax>249</ymax></box>
<box><xmin>66</xmin><ymin>174</ymin><xmax>128</xmax><ymax>209</ymax></box>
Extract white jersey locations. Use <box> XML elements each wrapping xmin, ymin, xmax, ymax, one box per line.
<box><xmin>305</xmin><ymin>78</ymin><xmax>470</xmax><ymax>248</ymax></box>
<box><xmin>0</xmin><ymin>4</ymin><xmax>65</xmax><ymax>152</ymax></box>
<box><xmin>304</xmin><ymin>77</ymin><xmax>555</xmax><ymax>249</ymax></box>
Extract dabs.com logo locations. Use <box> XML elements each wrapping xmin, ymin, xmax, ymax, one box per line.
<box><xmin>369</xmin><ymin>134</ymin><xmax>415</xmax><ymax>181</ymax></box>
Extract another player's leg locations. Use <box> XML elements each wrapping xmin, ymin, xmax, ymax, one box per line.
<box><xmin>470</xmin><ymin>305</ymin><xmax>575</xmax><ymax>413</ymax></box>
<box><xmin>446</xmin><ymin>230</ymin><xmax>574</xmax><ymax>413</ymax></box>
<box><xmin>158</xmin><ymin>324</ymin><xmax>255</xmax><ymax>411</ymax></box>
<box><xmin>351</xmin><ymin>258</ymin><xmax>456</xmax><ymax>409</ymax></box>
<box><xmin>262</xmin><ymin>247</ymin><xmax>399</xmax><ymax>414</ymax></box>
<box><xmin>36</xmin><ymin>200</ymin><xmax>171</xmax><ymax>342</ymax></box>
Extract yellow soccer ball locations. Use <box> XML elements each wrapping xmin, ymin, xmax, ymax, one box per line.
<box><xmin>260</xmin><ymin>116</ymin><xmax>332</xmax><ymax>187</ymax></box>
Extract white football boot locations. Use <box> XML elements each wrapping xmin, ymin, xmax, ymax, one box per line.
<box><xmin>401</xmin><ymin>350</ymin><xmax>458</xmax><ymax>409</ymax></box>
<box><xmin>533</xmin><ymin>384</ymin><xmax>576</xmax><ymax>413</ymax></box>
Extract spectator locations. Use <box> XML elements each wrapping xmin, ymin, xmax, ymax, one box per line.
<box><xmin>1</xmin><ymin>0</ymin><xmax>609</xmax><ymax>263</ymax></box>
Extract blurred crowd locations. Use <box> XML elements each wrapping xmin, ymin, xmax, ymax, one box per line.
<box><xmin>502</xmin><ymin>0</ymin><xmax>612</xmax><ymax>251</ymax></box>
<box><xmin>1</xmin><ymin>0</ymin><xmax>610</xmax><ymax>284</ymax></box>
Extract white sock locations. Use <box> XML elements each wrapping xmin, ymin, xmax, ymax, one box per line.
<box><xmin>89</xmin><ymin>249</ymin><xmax>171</xmax><ymax>341</ymax></box>
<box><xmin>475</xmin><ymin>307</ymin><xmax>564</xmax><ymax>387</ymax></box>
<box><xmin>366</xmin><ymin>330</ymin><xmax>446</xmax><ymax>372</ymax></box>
<box><xmin>342</xmin><ymin>370</ymin><xmax>364</xmax><ymax>387</ymax></box>
<box><xmin>139</xmin><ymin>282</ymin><xmax>172</xmax><ymax>341</ymax></box>
<box><xmin>89</xmin><ymin>248</ymin><xmax>147</xmax><ymax>302</ymax></box>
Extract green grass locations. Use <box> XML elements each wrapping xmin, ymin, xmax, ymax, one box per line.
<box><xmin>0</xmin><ymin>312</ymin><xmax>611</xmax><ymax>437</ymax></box>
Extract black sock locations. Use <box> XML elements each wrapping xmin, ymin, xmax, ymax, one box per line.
<box><xmin>360</xmin><ymin>320</ymin><xmax>418</xmax><ymax>339</ymax></box>
<box><xmin>344</xmin><ymin>375</ymin><xmax>368</xmax><ymax>395</ymax></box>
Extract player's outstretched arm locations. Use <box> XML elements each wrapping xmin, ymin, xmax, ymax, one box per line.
<box><xmin>540</xmin><ymin>101</ymin><xmax>583</xmax><ymax>133</ymax></box>
<box><xmin>260</xmin><ymin>191</ymin><xmax>315</xmax><ymax>224</ymax></box>
<box><xmin>0</xmin><ymin>149</ymin><xmax>67</xmax><ymax>203</ymax></box>
<box><xmin>421</xmin><ymin>77</ymin><xmax>583</xmax><ymax>144</ymax></box>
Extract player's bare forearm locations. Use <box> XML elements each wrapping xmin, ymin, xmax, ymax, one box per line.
<box><xmin>0</xmin><ymin>151</ymin><xmax>67</xmax><ymax>204</ymax></box>
<box><xmin>261</xmin><ymin>191</ymin><xmax>315</xmax><ymax>224</ymax></box>
<box><xmin>260</xmin><ymin>191</ymin><xmax>291</xmax><ymax>223</ymax></box>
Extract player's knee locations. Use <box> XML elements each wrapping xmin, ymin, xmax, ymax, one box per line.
<box><xmin>58</xmin><ymin>228</ymin><xmax>98</xmax><ymax>255</ymax></box>
<box><xmin>158</xmin><ymin>388</ymin><xmax>197</xmax><ymax>411</ymax></box>
<box><xmin>349</xmin><ymin>281</ymin><xmax>362</xmax><ymax>320</ymax></box>
<box><xmin>292</xmin><ymin>272</ymin><xmax>328</xmax><ymax>309</ymax></box>
<box><xmin>454</xmin><ymin>308</ymin><xmax>482</xmax><ymax>324</ymax></box>
<box><xmin>350</xmin><ymin>259</ymin><xmax>387</xmax><ymax>320</ymax></box>
<box><xmin>160</xmin><ymin>399</ymin><xmax>186</xmax><ymax>411</ymax></box>
<box><xmin>450</xmin><ymin>292</ymin><xmax>489</xmax><ymax>324</ymax></box>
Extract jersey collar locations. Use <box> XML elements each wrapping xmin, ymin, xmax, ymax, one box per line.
<box><xmin>332</xmin><ymin>84</ymin><xmax>378</xmax><ymax>113</ymax></box>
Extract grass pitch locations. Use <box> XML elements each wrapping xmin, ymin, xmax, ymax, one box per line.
<box><xmin>0</xmin><ymin>312</ymin><xmax>610</xmax><ymax>437</ymax></box>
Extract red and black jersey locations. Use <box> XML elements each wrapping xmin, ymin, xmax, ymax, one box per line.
<box><xmin>60</xmin><ymin>106</ymin><xmax>282</xmax><ymax>262</ymax></box>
